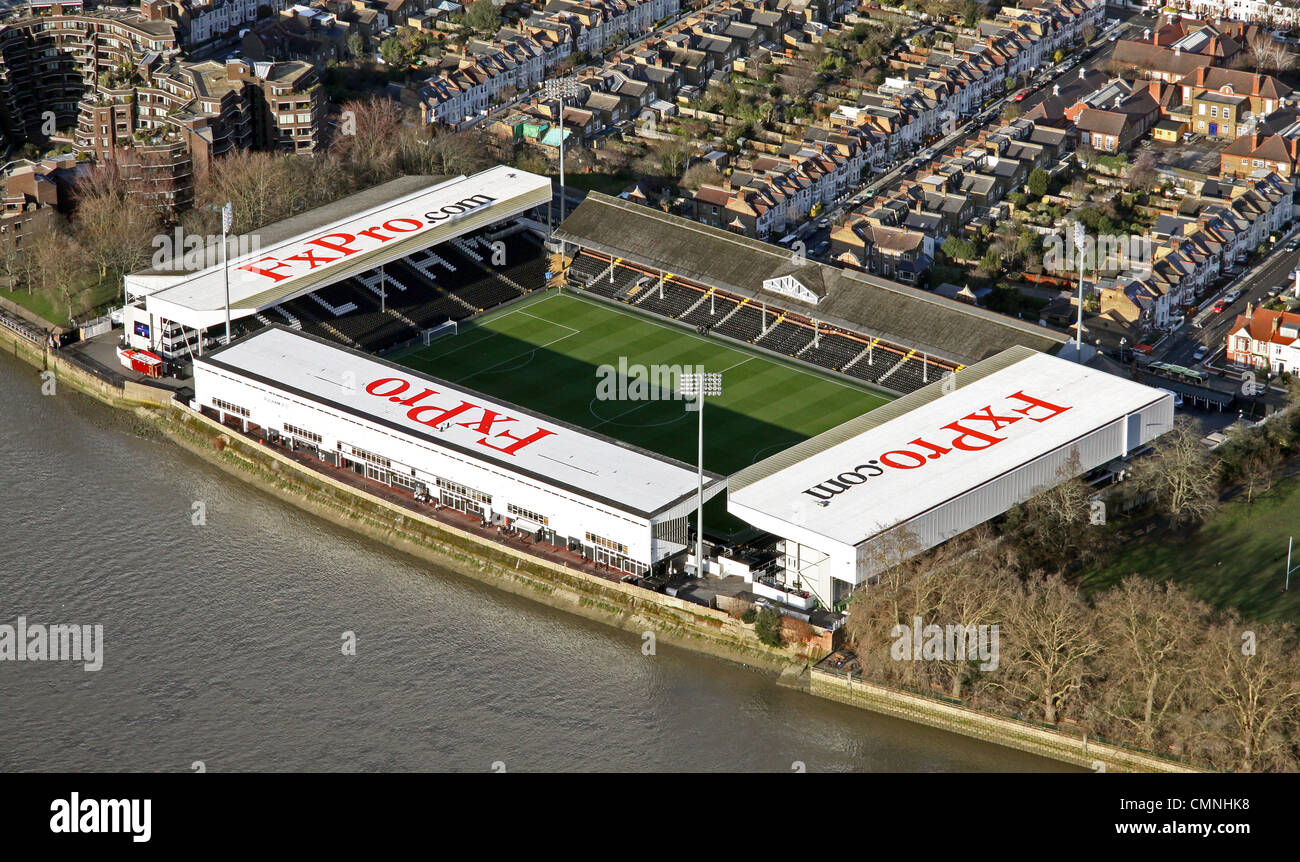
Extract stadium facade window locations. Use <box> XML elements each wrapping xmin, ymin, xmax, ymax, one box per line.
<box><xmin>212</xmin><ymin>397</ymin><xmax>249</xmax><ymax>418</ymax></box>
<box><xmin>507</xmin><ymin>503</ymin><xmax>549</xmax><ymax>526</ymax></box>
<box><xmin>283</xmin><ymin>423</ymin><xmax>321</xmax><ymax>444</ymax></box>
<box><xmin>349</xmin><ymin>446</ymin><xmax>390</xmax><ymax>468</ymax></box>
<box><xmin>437</xmin><ymin>477</ymin><xmax>491</xmax><ymax>505</ymax></box>
<box><xmin>585</xmin><ymin>532</ymin><xmax>628</xmax><ymax>556</ymax></box>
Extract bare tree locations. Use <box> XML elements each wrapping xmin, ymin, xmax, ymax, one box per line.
<box><xmin>1191</xmin><ymin>619</ymin><xmax>1300</xmax><ymax>772</ymax></box>
<box><xmin>1130</xmin><ymin>417</ymin><xmax>1219</xmax><ymax>525</ymax></box>
<box><xmin>74</xmin><ymin>163</ymin><xmax>158</xmax><ymax>278</ymax></box>
<box><xmin>1092</xmin><ymin>578</ymin><xmax>1206</xmax><ymax>751</ymax></box>
<box><xmin>680</xmin><ymin>162</ymin><xmax>725</xmax><ymax>190</ymax></box>
<box><xmin>1125</xmin><ymin>149</ymin><xmax>1158</xmax><ymax>193</ymax></box>
<box><xmin>999</xmin><ymin>573</ymin><xmax>1101</xmax><ymax>724</ymax></box>
<box><xmin>1247</xmin><ymin>34</ymin><xmax>1298</xmax><ymax>75</ymax></box>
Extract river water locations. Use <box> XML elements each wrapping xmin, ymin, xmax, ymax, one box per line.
<box><xmin>0</xmin><ymin>351</ymin><xmax>1069</xmax><ymax>772</ymax></box>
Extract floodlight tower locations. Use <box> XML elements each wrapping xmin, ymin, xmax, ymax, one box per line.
<box><xmin>541</xmin><ymin>76</ymin><xmax>581</xmax><ymax>235</ymax></box>
<box><xmin>1072</xmin><ymin>219</ymin><xmax>1086</xmax><ymax>362</ymax></box>
<box><xmin>680</xmin><ymin>371</ymin><xmax>722</xmax><ymax>577</ymax></box>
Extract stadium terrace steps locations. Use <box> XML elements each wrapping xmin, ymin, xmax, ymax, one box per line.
<box><xmin>634</xmin><ymin>281</ymin><xmax>697</xmax><ymax>319</ymax></box>
<box><xmin>754</xmin><ymin>320</ymin><xmax>812</xmax><ymax>356</ymax></box>
<box><xmin>712</xmin><ymin>304</ymin><xmax>764</xmax><ymax>342</ymax></box>
<box><xmin>307</xmin><ymin>291</ymin><xmax>358</xmax><ymax>317</ymax></box>
<box><xmin>679</xmin><ymin>288</ymin><xmax>712</xmax><ymax>320</ymax></box>
<box><xmin>874</xmin><ymin>351</ymin><xmax>913</xmax><ymax>385</ymax></box>
<box><xmin>273</xmin><ymin>306</ymin><xmax>302</xmax><ymax>330</ymax></box>
<box><xmin>841</xmin><ymin>339</ymin><xmax>876</xmax><ymax>372</ymax></box>
<box><xmin>799</xmin><ymin>332</ymin><xmax>865</xmax><ymax>370</ymax></box>
<box><xmin>679</xmin><ymin>292</ymin><xmax>736</xmax><ymax>327</ymax></box>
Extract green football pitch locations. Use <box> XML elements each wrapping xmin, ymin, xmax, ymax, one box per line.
<box><xmin>387</xmin><ymin>291</ymin><xmax>891</xmax><ymax>480</ymax></box>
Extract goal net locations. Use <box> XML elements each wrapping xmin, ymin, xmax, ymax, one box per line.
<box><xmin>422</xmin><ymin>320</ymin><xmax>458</xmax><ymax>346</ymax></box>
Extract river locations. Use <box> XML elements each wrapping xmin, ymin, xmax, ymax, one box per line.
<box><xmin>0</xmin><ymin>351</ymin><xmax>1069</xmax><ymax>771</ymax></box>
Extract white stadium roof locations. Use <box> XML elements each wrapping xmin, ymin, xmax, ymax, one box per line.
<box><xmin>729</xmin><ymin>349</ymin><xmax>1171</xmax><ymax>549</ymax></box>
<box><xmin>197</xmin><ymin>326</ymin><xmax>724</xmax><ymax>519</ymax></box>
<box><xmin>130</xmin><ymin>166</ymin><xmax>551</xmax><ymax>331</ymax></box>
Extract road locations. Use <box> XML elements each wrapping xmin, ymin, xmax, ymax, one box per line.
<box><xmin>1157</xmin><ymin>231</ymin><xmax>1300</xmax><ymax>368</ymax></box>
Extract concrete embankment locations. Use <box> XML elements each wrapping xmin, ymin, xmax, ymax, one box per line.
<box><xmin>0</xmin><ymin>323</ymin><xmax>1205</xmax><ymax>772</ymax></box>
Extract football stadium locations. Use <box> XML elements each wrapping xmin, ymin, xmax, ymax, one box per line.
<box><xmin>174</xmin><ymin>166</ymin><xmax>1171</xmax><ymax>616</ymax></box>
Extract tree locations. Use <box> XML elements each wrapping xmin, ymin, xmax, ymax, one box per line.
<box><xmin>1001</xmin><ymin>453</ymin><xmax>1104</xmax><ymax>572</ymax></box>
<box><xmin>941</xmin><ymin>236</ymin><xmax>977</xmax><ymax>261</ymax></box>
<box><xmin>347</xmin><ymin>32</ymin><xmax>366</xmax><ymax>59</ymax></box>
<box><xmin>1091</xmin><ymin>579</ymin><xmax>1206</xmax><ymax>751</ymax></box>
<box><xmin>73</xmin><ymin>162</ymin><xmax>158</xmax><ymax>278</ymax></box>
<box><xmin>754</xmin><ymin>606</ymin><xmax>783</xmax><ymax>646</ymax></box>
<box><xmin>1125</xmin><ymin>149</ymin><xmax>1158</xmax><ymax>193</ymax></box>
<box><xmin>1000</xmin><ymin>574</ymin><xmax>1101</xmax><ymax>724</ymax></box>
<box><xmin>462</xmin><ymin>0</ymin><xmax>501</xmax><ymax>37</ymax></box>
<box><xmin>1027</xmin><ymin>167</ymin><xmax>1048</xmax><ymax>199</ymax></box>
<box><xmin>1246</xmin><ymin>33</ymin><xmax>1298</xmax><ymax>75</ymax></box>
<box><xmin>1191</xmin><ymin>619</ymin><xmax>1300</xmax><ymax>772</ymax></box>
<box><xmin>1130</xmin><ymin>417</ymin><xmax>1219</xmax><ymax>525</ymax></box>
<box><xmin>680</xmin><ymin>161</ymin><xmax>724</xmax><ymax>190</ymax></box>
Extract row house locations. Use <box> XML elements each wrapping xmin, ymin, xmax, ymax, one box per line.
<box><xmin>140</xmin><ymin>0</ymin><xmax>288</xmax><ymax>50</ymax></box>
<box><xmin>829</xmin><ymin>218</ymin><xmax>933</xmax><ymax>283</ymax></box>
<box><xmin>1226</xmin><ymin>306</ymin><xmax>1300</xmax><ymax>374</ymax></box>
<box><xmin>1166</xmin><ymin>0</ymin><xmax>1300</xmax><ymax>29</ymax></box>
<box><xmin>1122</xmin><ymin>173</ymin><xmax>1295</xmax><ymax>329</ymax></box>
<box><xmin>828</xmin><ymin>0</ymin><xmax>1098</xmax><ymax>162</ymax></box>
<box><xmin>684</xmin><ymin>129</ymin><xmax>865</xmax><ymax>239</ymax></box>
<box><xmin>413</xmin><ymin>0</ymin><xmax>677</xmax><ymax>129</ymax></box>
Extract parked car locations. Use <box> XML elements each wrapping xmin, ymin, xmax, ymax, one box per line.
<box><xmin>1193</xmin><ymin>345</ymin><xmax>1209</xmax><ymax>362</ymax></box>
<box><xmin>1013</xmin><ymin>88</ymin><xmax>1031</xmax><ymax>102</ymax></box>
<box><xmin>1287</xmin><ymin>239</ymin><xmax>1299</xmax><ymax>251</ymax></box>
<box><xmin>899</xmin><ymin>162</ymin><xmax>916</xmax><ymax>176</ymax></box>
<box><xmin>1157</xmin><ymin>387</ymin><xmax>1184</xmax><ymax>408</ymax></box>
<box><xmin>813</xmin><ymin>241</ymin><xmax>830</xmax><ymax>256</ymax></box>
<box><xmin>1224</xmin><ymin>289</ymin><xmax>1242</xmax><ymax>304</ymax></box>
<box><xmin>1213</xmin><ymin>300</ymin><xmax>1227</xmax><ymax>314</ymax></box>
<box><xmin>817</xmin><ymin>218</ymin><xmax>830</xmax><ymax>229</ymax></box>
